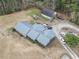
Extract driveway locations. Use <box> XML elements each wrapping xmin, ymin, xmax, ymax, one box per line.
<box><xmin>52</xmin><ymin>22</ymin><xmax>79</xmax><ymax>59</ymax></box>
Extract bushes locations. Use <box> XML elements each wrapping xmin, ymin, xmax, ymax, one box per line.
<box><xmin>64</xmin><ymin>33</ymin><xmax>79</xmax><ymax>47</ymax></box>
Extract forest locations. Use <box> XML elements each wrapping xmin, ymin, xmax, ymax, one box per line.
<box><xmin>0</xmin><ymin>0</ymin><xmax>79</xmax><ymax>25</ymax></box>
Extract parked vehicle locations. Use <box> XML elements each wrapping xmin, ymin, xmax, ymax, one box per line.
<box><xmin>60</xmin><ymin>32</ymin><xmax>67</xmax><ymax>37</ymax></box>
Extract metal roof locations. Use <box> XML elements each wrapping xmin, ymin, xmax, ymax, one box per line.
<box><xmin>21</xmin><ymin>21</ymin><xmax>32</xmax><ymax>27</ymax></box>
<box><xmin>44</xmin><ymin>29</ymin><xmax>55</xmax><ymax>39</ymax></box>
<box><xmin>27</xmin><ymin>29</ymin><xmax>40</xmax><ymax>41</ymax></box>
<box><xmin>14</xmin><ymin>22</ymin><xmax>31</xmax><ymax>37</ymax></box>
<box><xmin>27</xmin><ymin>23</ymin><xmax>46</xmax><ymax>41</ymax></box>
<box><xmin>32</xmin><ymin>23</ymin><xmax>46</xmax><ymax>33</ymax></box>
<box><xmin>37</xmin><ymin>34</ymin><xmax>54</xmax><ymax>46</ymax></box>
<box><xmin>15</xmin><ymin>22</ymin><xmax>55</xmax><ymax>46</ymax></box>
<box><xmin>41</xmin><ymin>8</ymin><xmax>54</xmax><ymax>17</ymax></box>
<box><xmin>37</xmin><ymin>29</ymin><xmax>55</xmax><ymax>46</ymax></box>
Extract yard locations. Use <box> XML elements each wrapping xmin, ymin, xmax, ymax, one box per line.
<box><xmin>0</xmin><ymin>8</ymin><xmax>68</xmax><ymax>59</ymax></box>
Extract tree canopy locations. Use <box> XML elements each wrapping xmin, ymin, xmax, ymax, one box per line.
<box><xmin>56</xmin><ymin>0</ymin><xmax>78</xmax><ymax>12</ymax></box>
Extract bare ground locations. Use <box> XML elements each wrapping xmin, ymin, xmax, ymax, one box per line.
<box><xmin>0</xmin><ymin>10</ymin><xmax>67</xmax><ymax>59</ymax></box>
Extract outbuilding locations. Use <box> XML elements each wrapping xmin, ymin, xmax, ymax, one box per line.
<box><xmin>41</xmin><ymin>8</ymin><xmax>57</xmax><ymax>21</ymax></box>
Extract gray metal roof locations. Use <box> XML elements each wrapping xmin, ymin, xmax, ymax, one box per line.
<box><xmin>32</xmin><ymin>23</ymin><xmax>46</xmax><ymax>33</ymax></box>
<box><xmin>37</xmin><ymin>34</ymin><xmax>50</xmax><ymax>46</ymax></box>
<box><xmin>15</xmin><ymin>21</ymin><xmax>55</xmax><ymax>46</ymax></box>
<box><xmin>41</xmin><ymin>8</ymin><xmax>54</xmax><ymax>17</ymax></box>
<box><xmin>27</xmin><ymin>29</ymin><xmax>40</xmax><ymax>41</ymax></box>
<box><xmin>14</xmin><ymin>22</ymin><xmax>31</xmax><ymax>37</ymax></box>
<box><xmin>44</xmin><ymin>30</ymin><xmax>55</xmax><ymax>39</ymax></box>
<box><xmin>37</xmin><ymin>29</ymin><xmax>55</xmax><ymax>46</ymax></box>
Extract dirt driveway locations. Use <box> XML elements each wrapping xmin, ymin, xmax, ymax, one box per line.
<box><xmin>0</xmin><ymin>10</ymin><xmax>67</xmax><ymax>59</ymax></box>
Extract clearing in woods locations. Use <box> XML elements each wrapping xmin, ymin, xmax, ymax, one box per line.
<box><xmin>0</xmin><ymin>8</ymin><xmax>67</xmax><ymax>59</ymax></box>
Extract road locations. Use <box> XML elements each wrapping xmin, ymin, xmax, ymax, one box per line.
<box><xmin>52</xmin><ymin>23</ymin><xmax>79</xmax><ymax>59</ymax></box>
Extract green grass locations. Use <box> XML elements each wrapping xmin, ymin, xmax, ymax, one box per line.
<box><xmin>27</xmin><ymin>8</ymin><xmax>40</xmax><ymax>16</ymax></box>
<box><xmin>26</xmin><ymin>8</ymin><xmax>49</xmax><ymax>21</ymax></box>
<box><xmin>64</xmin><ymin>33</ymin><xmax>79</xmax><ymax>47</ymax></box>
<box><xmin>6</xmin><ymin>27</ymin><xmax>14</xmax><ymax>33</ymax></box>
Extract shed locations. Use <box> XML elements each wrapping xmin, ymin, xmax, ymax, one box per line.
<box><xmin>37</xmin><ymin>29</ymin><xmax>55</xmax><ymax>46</ymax></box>
<box><xmin>14</xmin><ymin>21</ymin><xmax>32</xmax><ymax>37</ymax></box>
<box><xmin>41</xmin><ymin>8</ymin><xmax>57</xmax><ymax>20</ymax></box>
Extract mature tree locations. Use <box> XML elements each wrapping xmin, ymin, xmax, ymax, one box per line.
<box><xmin>44</xmin><ymin>0</ymin><xmax>56</xmax><ymax>10</ymax></box>
<box><xmin>56</xmin><ymin>0</ymin><xmax>78</xmax><ymax>13</ymax></box>
<box><xmin>56</xmin><ymin>0</ymin><xmax>79</xmax><ymax>25</ymax></box>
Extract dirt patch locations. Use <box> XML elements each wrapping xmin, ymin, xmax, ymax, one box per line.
<box><xmin>0</xmin><ymin>9</ymin><xmax>67</xmax><ymax>59</ymax></box>
<box><xmin>72</xmin><ymin>46</ymin><xmax>79</xmax><ymax>57</ymax></box>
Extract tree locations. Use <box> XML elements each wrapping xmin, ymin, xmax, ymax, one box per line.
<box><xmin>56</xmin><ymin>0</ymin><xmax>78</xmax><ymax>13</ymax></box>
<box><xmin>56</xmin><ymin>0</ymin><xmax>79</xmax><ymax>25</ymax></box>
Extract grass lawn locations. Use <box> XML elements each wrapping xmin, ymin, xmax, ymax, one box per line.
<box><xmin>26</xmin><ymin>8</ymin><xmax>51</xmax><ymax>21</ymax></box>
<box><xmin>64</xmin><ymin>33</ymin><xmax>79</xmax><ymax>47</ymax></box>
<box><xmin>27</xmin><ymin>8</ymin><xmax>40</xmax><ymax>16</ymax></box>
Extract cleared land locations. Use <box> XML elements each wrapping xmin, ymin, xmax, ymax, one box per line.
<box><xmin>0</xmin><ymin>8</ymin><xmax>68</xmax><ymax>59</ymax></box>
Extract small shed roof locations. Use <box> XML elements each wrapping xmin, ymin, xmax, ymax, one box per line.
<box><xmin>41</xmin><ymin>8</ymin><xmax>54</xmax><ymax>17</ymax></box>
<box><xmin>14</xmin><ymin>21</ymin><xmax>31</xmax><ymax>37</ymax></box>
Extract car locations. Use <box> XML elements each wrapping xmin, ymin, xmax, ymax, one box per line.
<box><xmin>60</xmin><ymin>32</ymin><xmax>66</xmax><ymax>37</ymax></box>
<box><xmin>59</xmin><ymin>37</ymin><xmax>66</xmax><ymax>44</ymax></box>
<box><xmin>57</xmin><ymin>15</ymin><xmax>64</xmax><ymax>20</ymax></box>
<box><xmin>69</xmin><ymin>32</ymin><xmax>78</xmax><ymax>36</ymax></box>
<box><xmin>72</xmin><ymin>32</ymin><xmax>78</xmax><ymax>36</ymax></box>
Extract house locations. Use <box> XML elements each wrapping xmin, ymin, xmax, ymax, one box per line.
<box><xmin>41</xmin><ymin>8</ymin><xmax>57</xmax><ymax>21</ymax></box>
<box><xmin>14</xmin><ymin>21</ymin><xmax>56</xmax><ymax>46</ymax></box>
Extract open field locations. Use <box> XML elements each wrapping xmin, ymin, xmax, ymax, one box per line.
<box><xmin>0</xmin><ymin>8</ymin><xmax>69</xmax><ymax>59</ymax></box>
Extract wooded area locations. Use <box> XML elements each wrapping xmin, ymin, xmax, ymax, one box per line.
<box><xmin>0</xmin><ymin>0</ymin><xmax>37</xmax><ymax>15</ymax></box>
<box><xmin>0</xmin><ymin>0</ymin><xmax>79</xmax><ymax>25</ymax></box>
<box><xmin>0</xmin><ymin>0</ymin><xmax>56</xmax><ymax>15</ymax></box>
